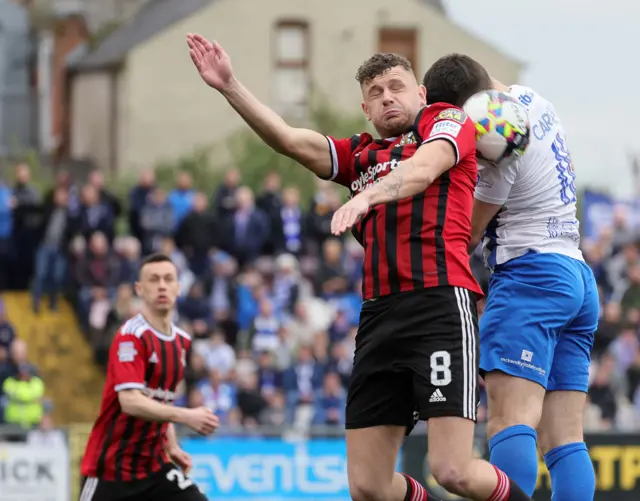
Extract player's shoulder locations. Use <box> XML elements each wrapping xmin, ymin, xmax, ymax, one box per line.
<box><xmin>329</xmin><ymin>133</ymin><xmax>374</xmax><ymax>155</ymax></box>
<box><xmin>508</xmin><ymin>85</ymin><xmax>548</xmax><ymax>109</ymax></box>
<box><xmin>116</xmin><ymin>314</ymin><xmax>148</xmax><ymax>340</ymax></box>
<box><xmin>174</xmin><ymin>325</ymin><xmax>191</xmax><ymax>343</ymax></box>
<box><xmin>420</xmin><ymin>102</ymin><xmax>469</xmax><ymax>125</ymax></box>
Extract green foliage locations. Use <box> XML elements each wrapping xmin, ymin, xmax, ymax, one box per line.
<box><xmin>0</xmin><ymin>142</ymin><xmax>51</xmax><ymax>194</ymax></box>
<box><xmin>311</xmin><ymin>94</ymin><xmax>371</xmax><ymax>138</ymax></box>
<box><xmin>3</xmin><ymin>90</ymin><xmax>369</xmax><ymax>211</ymax></box>
<box><xmin>155</xmin><ymin>147</ymin><xmax>223</xmax><ymax>193</ymax></box>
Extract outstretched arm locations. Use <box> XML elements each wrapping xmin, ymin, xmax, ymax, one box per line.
<box><xmin>187</xmin><ymin>34</ymin><xmax>332</xmax><ymax>178</ymax></box>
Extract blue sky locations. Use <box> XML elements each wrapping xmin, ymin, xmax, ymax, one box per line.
<box><xmin>445</xmin><ymin>0</ymin><xmax>640</xmax><ymax>196</ymax></box>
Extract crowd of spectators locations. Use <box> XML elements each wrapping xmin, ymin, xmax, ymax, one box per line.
<box><xmin>0</xmin><ymin>163</ymin><xmax>639</xmax><ymax>431</ymax></box>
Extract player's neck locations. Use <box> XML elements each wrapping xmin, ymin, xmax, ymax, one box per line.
<box><xmin>491</xmin><ymin>78</ymin><xmax>510</xmax><ymax>92</ymax></box>
<box><xmin>141</xmin><ymin>307</ymin><xmax>173</xmax><ymax>336</ymax></box>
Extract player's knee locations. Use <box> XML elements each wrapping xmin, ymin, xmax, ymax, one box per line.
<box><xmin>485</xmin><ymin>373</ymin><xmax>544</xmax><ymax>438</ymax></box>
<box><xmin>537</xmin><ymin>391</ymin><xmax>586</xmax><ymax>455</ymax></box>
<box><xmin>348</xmin><ymin>480</ymin><xmax>387</xmax><ymax>501</ymax></box>
<box><xmin>429</xmin><ymin>459</ymin><xmax>471</xmax><ymax>495</ymax></box>
<box><xmin>487</xmin><ymin>412</ymin><xmax>539</xmax><ymax>439</ymax></box>
<box><xmin>537</xmin><ymin>424</ymin><xmax>583</xmax><ymax>455</ymax></box>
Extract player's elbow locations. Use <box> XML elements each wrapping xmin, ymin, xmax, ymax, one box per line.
<box><xmin>414</xmin><ymin>141</ymin><xmax>456</xmax><ymax>186</ymax></box>
<box><xmin>118</xmin><ymin>389</ymin><xmax>144</xmax><ymax>416</ymax></box>
<box><xmin>469</xmin><ymin>232</ymin><xmax>482</xmax><ymax>253</ymax></box>
<box><xmin>275</xmin><ymin>127</ymin><xmax>300</xmax><ymax>156</ymax></box>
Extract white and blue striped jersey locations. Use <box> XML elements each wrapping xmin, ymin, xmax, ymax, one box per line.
<box><xmin>475</xmin><ymin>85</ymin><xmax>584</xmax><ymax>269</ymax></box>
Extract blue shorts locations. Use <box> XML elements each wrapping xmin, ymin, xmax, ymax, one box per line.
<box><xmin>479</xmin><ymin>252</ymin><xmax>599</xmax><ymax>392</ymax></box>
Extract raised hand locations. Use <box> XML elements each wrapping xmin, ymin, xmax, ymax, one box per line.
<box><xmin>186</xmin><ymin>33</ymin><xmax>234</xmax><ymax>91</ymax></box>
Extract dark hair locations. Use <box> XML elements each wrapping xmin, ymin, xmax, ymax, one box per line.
<box><xmin>422</xmin><ymin>54</ymin><xmax>492</xmax><ymax>107</ymax></box>
<box><xmin>355</xmin><ymin>53</ymin><xmax>413</xmax><ymax>85</ymax></box>
<box><xmin>139</xmin><ymin>253</ymin><xmax>175</xmax><ymax>271</ymax></box>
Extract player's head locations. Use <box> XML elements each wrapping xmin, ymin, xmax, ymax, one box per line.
<box><xmin>135</xmin><ymin>253</ymin><xmax>179</xmax><ymax>315</ymax></box>
<box><xmin>356</xmin><ymin>53</ymin><xmax>426</xmax><ymax>138</ymax></box>
<box><xmin>423</xmin><ymin>54</ymin><xmax>492</xmax><ymax>108</ymax></box>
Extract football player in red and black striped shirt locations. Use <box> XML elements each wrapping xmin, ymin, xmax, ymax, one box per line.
<box><xmin>80</xmin><ymin>254</ymin><xmax>219</xmax><ymax>501</ymax></box>
<box><xmin>187</xmin><ymin>33</ymin><xmax>533</xmax><ymax>501</ymax></box>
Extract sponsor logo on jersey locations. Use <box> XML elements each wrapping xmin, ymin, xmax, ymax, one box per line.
<box><xmin>430</xmin><ymin>120</ymin><xmax>462</xmax><ymax>138</ymax></box>
<box><xmin>435</xmin><ymin>108</ymin><xmax>467</xmax><ymax>124</ymax></box>
<box><xmin>143</xmin><ymin>387</ymin><xmax>177</xmax><ymax>402</ymax></box>
<box><xmin>117</xmin><ymin>341</ymin><xmax>137</xmax><ymax>362</ymax></box>
<box><xmin>350</xmin><ymin>158</ymin><xmax>401</xmax><ymax>193</ymax></box>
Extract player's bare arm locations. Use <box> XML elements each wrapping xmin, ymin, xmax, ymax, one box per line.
<box><xmin>469</xmin><ymin>198</ymin><xmax>502</xmax><ymax>251</ymax></box>
<box><xmin>331</xmin><ymin>139</ymin><xmax>456</xmax><ymax>235</ymax></box>
<box><xmin>118</xmin><ymin>389</ymin><xmax>219</xmax><ymax>434</ymax></box>
<box><xmin>186</xmin><ymin>33</ymin><xmax>332</xmax><ymax>178</ymax></box>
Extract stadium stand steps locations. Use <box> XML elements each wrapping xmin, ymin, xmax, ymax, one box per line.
<box><xmin>3</xmin><ymin>292</ymin><xmax>104</xmax><ymax>424</ymax></box>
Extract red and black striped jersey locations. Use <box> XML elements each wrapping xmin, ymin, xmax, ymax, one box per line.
<box><xmin>81</xmin><ymin>314</ymin><xmax>190</xmax><ymax>481</ymax></box>
<box><xmin>326</xmin><ymin>102</ymin><xmax>483</xmax><ymax>300</ymax></box>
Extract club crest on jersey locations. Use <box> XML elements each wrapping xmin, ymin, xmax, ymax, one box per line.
<box><xmin>398</xmin><ymin>131</ymin><xmax>416</xmax><ymax>145</ymax></box>
<box><xmin>435</xmin><ymin>108</ymin><xmax>467</xmax><ymax>124</ymax></box>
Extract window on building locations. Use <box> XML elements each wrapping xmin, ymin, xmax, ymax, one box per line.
<box><xmin>273</xmin><ymin>21</ymin><xmax>309</xmax><ymax>120</ymax></box>
<box><xmin>378</xmin><ymin>28</ymin><xmax>418</xmax><ymax>75</ymax></box>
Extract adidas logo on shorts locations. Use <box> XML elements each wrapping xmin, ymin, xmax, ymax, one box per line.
<box><xmin>429</xmin><ymin>389</ymin><xmax>447</xmax><ymax>403</ymax></box>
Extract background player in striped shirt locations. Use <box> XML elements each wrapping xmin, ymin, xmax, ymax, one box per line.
<box><xmin>80</xmin><ymin>253</ymin><xmax>219</xmax><ymax>501</ymax></box>
<box><xmin>187</xmin><ymin>33</ymin><xmax>533</xmax><ymax>501</ymax></box>
<box><xmin>466</xmin><ymin>78</ymin><xmax>598</xmax><ymax>501</ymax></box>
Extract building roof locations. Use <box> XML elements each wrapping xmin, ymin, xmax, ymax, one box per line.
<box><xmin>69</xmin><ymin>0</ymin><xmax>213</xmax><ymax>71</ymax></box>
<box><xmin>70</xmin><ymin>0</ymin><xmax>446</xmax><ymax>72</ymax></box>
<box><xmin>420</xmin><ymin>0</ymin><xmax>445</xmax><ymax>13</ymax></box>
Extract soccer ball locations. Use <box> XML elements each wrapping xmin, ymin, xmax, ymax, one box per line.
<box><xmin>463</xmin><ymin>90</ymin><xmax>530</xmax><ymax>168</ymax></box>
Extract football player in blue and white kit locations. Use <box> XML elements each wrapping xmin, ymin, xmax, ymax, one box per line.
<box><xmin>467</xmin><ymin>81</ymin><xmax>599</xmax><ymax>501</ymax></box>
